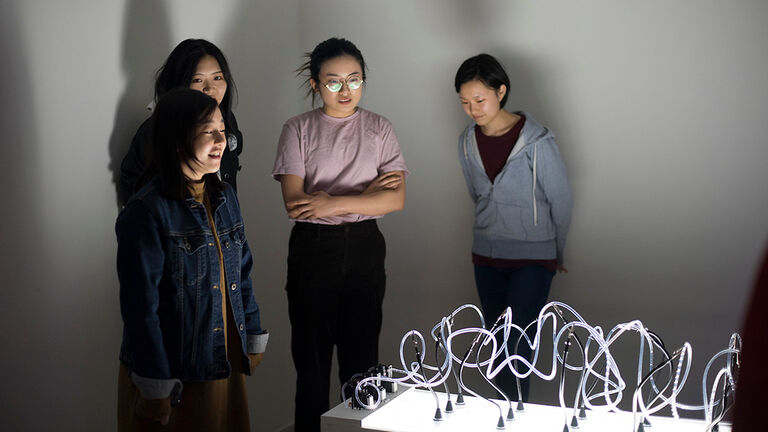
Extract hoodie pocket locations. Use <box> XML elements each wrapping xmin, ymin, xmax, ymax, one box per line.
<box><xmin>496</xmin><ymin>203</ymin><xmax>526</xmax><ymax>238</ymax></box>
<box><xmin>523</xmin><ymin>202</ymin><xmax>555</xmax><ymax>241</ymax></box>
<box><xmin>474</xmin><ymin>196</ymin><xmax>495</xmax><ymax>229</ymax></box>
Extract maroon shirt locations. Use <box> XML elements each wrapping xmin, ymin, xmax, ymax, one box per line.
<box><xmin>472</xmin><ymin>115</ymin><xmax>557</xmax><ymax>272</ymax></box>
<box><xmin>475</xmin><ymin>115</ymin><xmax>525</xmax><ymax>183</ymax></box>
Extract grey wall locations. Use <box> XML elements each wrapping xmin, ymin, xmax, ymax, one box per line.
<box><xmin>1</xmin><ymin>0</ymin><xmax>766</xmax><ymax>430</ymax></box>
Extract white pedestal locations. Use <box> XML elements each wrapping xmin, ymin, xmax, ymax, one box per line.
<box><xmin>322</xmin><ymin>387</ymin><xmax>731</xmax><ymax>432</ymax></box>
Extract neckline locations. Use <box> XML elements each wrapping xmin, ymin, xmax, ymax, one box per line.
<box><xmin>316</xmin><ymin>106</ymin><xmax>361</xmax><ymax>122</ymax></box>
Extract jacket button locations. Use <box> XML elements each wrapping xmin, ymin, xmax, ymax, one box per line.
<box><xmin>213</xmin><ymin>284</ymin><xmax>218</xmax><ymax>290</ymax></box>
<box><xmin>230</xmin><ymin>283</ymin><xmax>237</xmax><ymax>291</ymax></box>
<box><xmin>224</xmin><ymin>173</ymin><xmax>230</xmax><ymax>179</ymax></box>
<box><xmin>224</xmin><ymin>241</ymin><xmax>230</xmax><ymax>248</ymax></box>
<box><xmin>239</xmin><ymin>323</ymin><xmax>244</xmax><ymax>331</ymax></box>
<box><xmin>208</xmin><ymin>242</ymin><xmax>214</xmax><ymax>247</ymax></box>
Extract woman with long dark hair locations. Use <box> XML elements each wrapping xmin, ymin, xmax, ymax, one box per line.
<box><xmin>455</xmin><ymin>53</ymin><xmax>573</xmax><ymax>402</ymax></box>
<box><xmin>116</xmin><ymin>88</ymin><xmax>267</xmax><ymax>431</ymax></box>
<box><xmin>272</xmin><ymin>37</ymin><xmax>408</xmax><ymax>431</ymax></box>
<box><xmin>120</xmin><ymin>38</ymin><xmax>243</xmax><ymax>204</ymax></box>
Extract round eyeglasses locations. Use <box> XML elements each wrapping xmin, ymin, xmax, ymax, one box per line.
<box><xmin>323</xmin><ymin>76</ymin><xmax>364</xmax><ymax>93</ymax></box>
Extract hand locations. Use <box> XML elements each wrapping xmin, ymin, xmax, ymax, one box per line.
<box><xmin>364</xmin><ymin>172</ymin><xmax>403</xmax><ymax>194</ymax></box>
<box><xmin>248</xmin><ymin>353</ymin><xmax>264</xmax><ymax>374</ymax></box>
<box><xmin>135</xmin><ymin>396</ymin><xmax>171</xmax><ymax>426</ymax></box>
<box><xmin>557</xmin><ymin>264</ymin><xmax>568</xmax><ymax>273</ymax></box>
<box><xmin>285</xmin><ymin>191</ymin><xmax>339</xmax><ymax>220</ymax></box>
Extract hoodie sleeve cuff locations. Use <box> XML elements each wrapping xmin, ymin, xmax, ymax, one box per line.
<box><xmin>247</xmin><ymin>331</ymin><xmax>269</xmax><ymax>354</ymax></box>
<box><xmin>131</xmin><ymin>372</ymin><xmax>183</xmax><ymax>401</ymax></box>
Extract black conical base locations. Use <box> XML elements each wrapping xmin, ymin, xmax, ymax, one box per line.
<box><xmin>643</xmin><ymin>417</ymin><xmax>651</xmax><ymax>427</ymax></box>
<box><xmin>456</xmin><ymin>393</ymin><xmax>465</xmax><ymax>405</ymax></box>
<box><xmin>445</xmin><ymin>400</ymin><xmax>454</xmax><ymax>413</ymax></box>
<box><xmin>570</xmin><ymin>415</ymin><xmax>579</xmax><ymax>428</ymax></box>
<box><xmin>516</xmin><ymin>400</ymin><xmax>525</xmax><ymax>412</ymax></box>
<box><xmin>637</xmin><ymin>423</ymin><xmax>646</xmax><ymax>432</ymax></box>
<box><xmin>496</xmin><ymin>415</ymin><xmax>506</xmax><ymax>429</ymax></box>
<box><xmin>579</xmin><ymin>406</ymin><xmax>587</xmax><ymax>419</ymax></box>
<box><xmin>506</xmin><ymin>407</ymin><xmax>515</xmax><ymax>420</ymax></box>
<box><xmin>433</xmin><ymin>408</ymin><xmax>443</xmax><ymax>421</ymax></box>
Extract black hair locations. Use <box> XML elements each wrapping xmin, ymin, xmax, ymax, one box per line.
<box><xmin>295</xmin><ymin>37</ymin><xmax>367</xmax><ymax>105</ymax></box>
<box><xmin>143</xmin><ymin>88</ymin><xmax>224</xmax><ymax>201</ymax></box>
<box><xmin>454</xmin><ymin>53</ymin><xmax>511</xmax><ymax>108</ymax></box>
<box><xmin>155</xmin><ymin>38</ymin><xmax>237</xmax><ymax>122</ymax></box>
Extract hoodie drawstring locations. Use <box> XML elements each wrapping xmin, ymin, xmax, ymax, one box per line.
<box><xmin>532</xmin><ymin>142</ymin><xmax>538</xmax><ymax>226</ymax></box>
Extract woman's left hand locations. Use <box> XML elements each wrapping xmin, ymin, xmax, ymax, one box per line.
<box><xmin>248</xmin><ymin>353</ymin><xmax>264</xmax><ymax>374</ymax></box>
<box><xmin>557</xmin><ymin>264</ymin><xmax>568</xmax><ymax>273</ymax></box>
<box><xmin>364</xmin><ymin>171</ymin><xmax>403</xmax><ymax>194</ymax></box>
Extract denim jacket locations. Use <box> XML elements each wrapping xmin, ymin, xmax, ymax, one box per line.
<box><xmin>116</xmin><ymin>179</ymin><xmax>268</xmax><ymax>400</ymax></box>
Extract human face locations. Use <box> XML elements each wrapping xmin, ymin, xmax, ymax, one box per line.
<box><xmin>311</xmin><ymin>55</ymin><xmax>364</xmax><ymax>118</ymax></box>
<box><xmin>181</xmin><ymin>108</ymin><xmax>226</xmax><ymax>181</ymax></box>
<box><xmin>189</xmin><ymin>55</ymin><xmax>227</xmax><ymax>105</ymax></box>
<box><xmin>458</xmin><ymin>80</ymin><xmax>507</xmax><ymax>128</ymax></box>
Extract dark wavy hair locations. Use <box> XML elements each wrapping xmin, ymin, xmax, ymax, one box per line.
<box><xmin>143</xmin><ymin>88</ymin><xmax>224</xmax><ymax>201</ymax></box>
<box><xmin>155</xmin><ymin>38</ymin><xmax>237</xmax><ymax>121</ymax></box>
<box><xmin>295</xmin><ymin>37</ymin><xmax>367</xmax><ymax>105</ymax></box>
<box><xmin>454</xmin><ymin>53</ymin><xmax>511</xmax><ymax>108</ymax></box>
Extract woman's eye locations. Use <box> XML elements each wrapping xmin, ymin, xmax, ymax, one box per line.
<box><xmin>191</xmin><ymin>79</ymin><xmax>202</xmax><ymax>84</ymax></box>
<box><xmin>214</xmin><ymin>75</ymin><xmax>224</xmax><ymax>81</ymax></box>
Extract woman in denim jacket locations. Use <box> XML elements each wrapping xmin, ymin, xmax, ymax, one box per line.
<box><xmin>455</xmin><ymin>54</ymin><xmax>573</xmax><ymax>402</ymax></box>
<box><xmin>116</xmin><ymin>88</ymin><xmax>268</xmax><ymax>431</ymax></box>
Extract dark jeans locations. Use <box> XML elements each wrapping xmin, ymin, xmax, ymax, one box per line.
<box><xmin>287</xmin><ymin>220</ymin><xmax>386</xmax><ymax>432</ymax></box>
<box><xmin>474</xmin><ymin>264</ymin><xmax>554</xmax><ymax>402</ymax></box>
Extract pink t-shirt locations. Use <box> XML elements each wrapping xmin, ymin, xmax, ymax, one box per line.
<box><xmin>272</xmin><ymin>108</ymin><xmax>409</xmax><ymax>225</ymax></box>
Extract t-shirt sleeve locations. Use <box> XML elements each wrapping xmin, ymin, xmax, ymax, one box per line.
<box><xmin>272</xmin><ymin>120</ymin><xmax>305</xmax><ymax>180</ymax></box>
<box><xmin>377</xmin><ymin>119</ymin><xmax>409</xmax><ymax>177</ymax></box>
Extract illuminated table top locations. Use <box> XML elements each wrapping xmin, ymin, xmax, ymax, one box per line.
<box><xmin>322</xmin><ymin>387</ymin><xmax>731</xmax><ymax>432</ymax></box>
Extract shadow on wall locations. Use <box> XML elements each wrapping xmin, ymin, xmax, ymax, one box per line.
<box><xmin>107</xmin><ymin>0</ymin><xmax>172</xmax><ymax>207</ymax></box>
<box><xmin>219</xmin><ymin>2</ymin><xmax>303</xmax><ymax>431</ymax></box>
<box><xmin>0</xmin><ymin>0</ymin><xmax>46</xmax><ymax>429</ymax></box>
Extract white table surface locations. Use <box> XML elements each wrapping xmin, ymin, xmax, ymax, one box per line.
<box><xmin>322</xmin><ymin>387</ymin><xmax>731</xmax><ymax>432</ymax></box>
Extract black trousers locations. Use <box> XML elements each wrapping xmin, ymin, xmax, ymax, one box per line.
<box><xmin>474</xmin><ymin>264</ymin><xmax>555</xmax><ymax>402</ymax></box>
<box><xmin>287</xmin><ymin>220</ymin><xmax>386</xmax><ymax>432</ymax></box>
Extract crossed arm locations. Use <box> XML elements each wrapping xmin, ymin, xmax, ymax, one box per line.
<box><xmin>279</xmin><ymin>171</ymin><xmax>406</xmax><ymax>220</ymax></box>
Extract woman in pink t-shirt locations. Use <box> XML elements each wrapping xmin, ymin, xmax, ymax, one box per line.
<box><xmin>272</xmin><ymin>37</ymin><xmax>408</xmax><ymax>432</ymax></box>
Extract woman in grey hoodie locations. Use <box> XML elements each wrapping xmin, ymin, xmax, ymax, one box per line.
<box><xmin>455</xmin><ymin>54</ymin><xmax>573</xmax><ymax>402</ymax></box>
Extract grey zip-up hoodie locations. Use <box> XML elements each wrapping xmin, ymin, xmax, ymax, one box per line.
<box><xmin>458</xmin><ymin>111</ymin><xmax>573</xmax><ymax>264</ymax></box>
